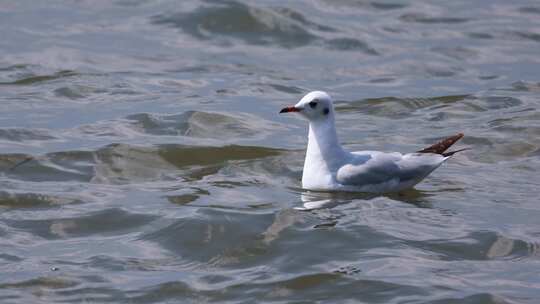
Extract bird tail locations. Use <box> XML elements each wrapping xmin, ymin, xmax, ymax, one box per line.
<box><xmin>417</xmin><ymin>133</ymin><xmax>467</xmax><ymax>156</ymax></box>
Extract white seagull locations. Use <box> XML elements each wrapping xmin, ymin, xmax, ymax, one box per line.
<box><xmin>280</xmin><ymin>91</ymin><xmax>467</xmax><ymax>193</ymax></box>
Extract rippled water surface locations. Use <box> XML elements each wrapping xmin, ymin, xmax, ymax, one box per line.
<box><xmin>1</xmin><ymin>1</ymin><xmax>540</xmax><ymax>303</ymax></box>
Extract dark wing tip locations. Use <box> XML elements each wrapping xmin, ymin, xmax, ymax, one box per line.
<box><xmin>442</xmin><ymin>147</ymin><xmax>470</xmax><ymax>157</ymax></box>
<box><xmin>417</xmin><ymin>133</ymin><xmax>465</xmax><ymax>155</ymax></box>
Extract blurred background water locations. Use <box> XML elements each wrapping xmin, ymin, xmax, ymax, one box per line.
<box><xmin>1</xmin><ymin>0</ymin><xmax>540</xmax><ymax>303</ymax></box>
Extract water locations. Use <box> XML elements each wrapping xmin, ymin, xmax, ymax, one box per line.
<box><xmin>1</xmin><ymin>1</ymin><xmax>540</xmax><ymax>303</ymax></box>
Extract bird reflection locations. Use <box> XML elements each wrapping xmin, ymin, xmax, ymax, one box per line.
<box><xmin>296</xmin><ymin>188</ymin><xmax>433</xmax><ymax>211</ymax></box>
<box><xmin>261</xmin><ymin>187</ymin><xmax>459</xmax><ymax>245</ymax></box>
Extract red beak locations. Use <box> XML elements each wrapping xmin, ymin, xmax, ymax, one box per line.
<box><xmin>279</xmin><ymin>106</ymin><xmax>300</xmax><ymax>113</ymax></box>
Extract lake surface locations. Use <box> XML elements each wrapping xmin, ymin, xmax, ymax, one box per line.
<box><xmin>1</xmin><ymin>1</ymin><xmax>540</xmax><ymax>303</ymax></box>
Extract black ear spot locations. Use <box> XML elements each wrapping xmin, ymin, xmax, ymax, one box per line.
<box><xmin>309</xmin><ymin>100</ymin><xmax>318</xmax><ymax>108</ymax></box>
<box><xmin>323</xmin><ymin>108</ymin><xmax>330</xmax><ymax>115</ymax></box>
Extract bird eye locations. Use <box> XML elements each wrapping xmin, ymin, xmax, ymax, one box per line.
<box><xmin>309</xmin><ymin>101</ymin><xmax>318</xmax><ymax>108</ymax></box>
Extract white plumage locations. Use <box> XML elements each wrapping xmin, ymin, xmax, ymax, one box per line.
<box><xmin>280</xmin><ymin>91</ymin><xmax>464</xmax><ymax>193</ymax></box>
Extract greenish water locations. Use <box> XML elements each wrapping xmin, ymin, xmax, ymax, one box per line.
<box><xmin>1</xmin><ymin>1</ymin><xmax>540</xmax><ymax>303</ymax></box>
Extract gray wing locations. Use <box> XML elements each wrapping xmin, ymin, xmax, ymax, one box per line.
<box><xmin>336</xmin><ymin>151</ymin><xmax>446</xmax><ymax>187</ymax></box>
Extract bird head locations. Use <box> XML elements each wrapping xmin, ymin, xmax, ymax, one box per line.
<box><xmin>280</xmin><ymin>91</ymin><xmax>334</xmax><ymax>122</ymax></box>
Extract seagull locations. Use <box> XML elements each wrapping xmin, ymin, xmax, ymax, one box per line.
<box><xmin>280</xmin><ymin>91</ymin><xmax>467</xmax><ymax>193</ymax></box>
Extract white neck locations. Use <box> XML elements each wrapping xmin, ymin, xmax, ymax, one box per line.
<box><xmin>302</xmin><ymin>117</ymin><xmax>348</xmax><ymax>189</ymax></box>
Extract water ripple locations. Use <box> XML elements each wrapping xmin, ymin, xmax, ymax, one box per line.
<box><xmin>1</xmin><ymin>0</ymin><xmax>540</xmax><ymax>303</ymax></box>
<box><xmin>152</xmin><ymin>1</ymin><xmax>322</xmax><ymax>48</ymax></box>
<box><xmin>5</xmin><ymin>208</ymin><xmax>156</xmax><ymax>239</ymax></box>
